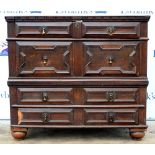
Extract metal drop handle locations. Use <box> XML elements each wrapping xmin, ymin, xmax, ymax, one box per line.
<box><xmin>107</xmin><ymin>91</ymin><xmax>116</xmax><ymax>102</ymax></box>
<box><xmin>41</xmin><ymin>27</ymin><xmax>46</xmax><ymax>35</ymax></box>
<box><xmin>107</xmin><ymin>26</ymin><xmax>115</xmax><ymax>36</ymax></box>
<box><xmin>41</xmin><ymin>112</ymin><xmax>49</xmax><ymax>123</ymax></box>
<box><xmin>42</xmin><ymin>92</ymin><xmax>48</xmax><ymax>102</ymax></box>
<box><xmin>108</xmin><ymin>112</ymin><xmax>115</xmax><ymax>123</ymax></box>
<box><xmin>107</xmin><ymin>56</ymin><xmax>114</xmax><ymax>64</ymax></box>
<box><xmin>42</xmin><ymin>55</ymin><xmax>48</xmax><ymax>65</ymax></box>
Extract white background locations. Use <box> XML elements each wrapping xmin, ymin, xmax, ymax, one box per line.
<box><xmin>0</xmin><ymin>0</ymin><xmax>155</xmax><ymax>120</ymax></box>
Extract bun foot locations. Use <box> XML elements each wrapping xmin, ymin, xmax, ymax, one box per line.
<box><xmin>129</xmin><ymin>128</ymin><xmax>146</xmax><ymax>140</ymax></box>
<box><xmin>11</xmin><ymin>127</ymin><xmax>28</xmax><ymax>140</ymax></box>
<box><xmin>130</xmin><ymin>131</ymin><xmax>145</xmax><ymax>140</ymax></box>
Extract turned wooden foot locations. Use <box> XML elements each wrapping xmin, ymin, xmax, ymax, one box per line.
<box><xmin>129</xmin><ymin>128</ymin><xmax>146</xmax><ymax>140</ymax></box>
<box><xmin>11</xmin><ymin>127</ymin><xmax>28</xmax><ymax>140</ymax></box>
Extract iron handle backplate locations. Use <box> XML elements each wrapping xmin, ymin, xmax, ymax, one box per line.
<box><xmin>106</xmin><ymin>26</ymin><xmax>115</xmax><ymax>36</ymax></box>
<box><xmin>108</xmin><ymin>112</ymin><xmax>115</xmax><ymax>123</ymax></box>
<box><xmin>41</xmin><ymin>112</ymin><xmax>49</xmax><ymax>123</ymax></box>
<box><xmin>107</xmin><ymin>91</ymin><xmax>116</xmax><ymax>102</ymax></box>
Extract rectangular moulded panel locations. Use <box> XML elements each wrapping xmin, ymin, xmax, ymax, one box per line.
<box><xmin>15</xmin><ymin>22</ymin><xmax>73</xmax><ymax>38</ymax></box>
<box><xmin>83</xmin><ymin>41</ymin><xmax>141</xmax><ymax>77</ymax></box>
<box><xmin>17</xmin><ymin>88</ymin><xmax>74</xmax><ymax>105</ymax></box>
<box><xmin>83</xmin><ymin>88</ymin><xmax>140</xmax><ymax>105</ymax></box>
<box><xmin>17</xmin><ymin>108</ymin><xmax>74</xmax><ymax>125</ymax></box>
<box><xmin>84</xmin><ymin>108</ymin><xmax>139</xmax><ymax>125</ymax></box>
<box><xmin>15</xmin><ymin>41</ymin><xmax>73</xmax><ymax>77</ymax></box>
<box><xmin>82</xmin><ymin>22</ymin><xmax>141</xmax><ymax>38</ymax></box>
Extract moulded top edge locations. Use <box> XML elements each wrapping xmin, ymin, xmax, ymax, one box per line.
<box><xmin>5</xmin><ymin>16</ymin><xmax>150</xmax><ymax>22</ymax></box>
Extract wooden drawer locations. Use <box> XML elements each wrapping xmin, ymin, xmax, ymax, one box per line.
<box><xmin>83</xmin><ymin>41</ymin><xmax>141</xmax><ymax>76</ymax></box>
<box><xmin>84</xmin><ymin>108</ymin><xmax>139</xmax><ymax>125</ymax></box>
<box><xmin>17</xmin><ymin>88</ymin><xmax>73</xmax><ymax>105</ymax></box>
<box><xmin>17</xmin><ymin>107</ymin><xmax>139</xmax><ymax>126</ymax></box>
<box><xmin>17</xmin><ymin>108</ymin><xmax>74</xmax><ymax>125</ymax></box>
<box><xmin>13</xmin><ymin>21</ymin><xmax>141</xmax><ymax>39</ymax></box>
<box><xmin>9</xmin><ymin>40</ymin><xmax>145</xmax><ymax>77</ymax></box>
<box><xmin>82</xmin><ymin>22</ymin><xmax>140</xmax><ymax>38</ymax></box>
<box><xmin>15</xmin><ymin>22</ymin><xmax>72</xmax><ymax>38</ymax></box>
<box><xmin>16</xmin><ymin>87</ymin><xmax>140</xmax><ymax>106</ymax></box>
<box><xmin>83</xmin><ymin>88</ymin><xmax>140</xmax><ymax>105</ymax></box>
<box><xmin>15</xmin><ymin>41</ymin><xmax>73</xmax><ymax>77</ymax></box>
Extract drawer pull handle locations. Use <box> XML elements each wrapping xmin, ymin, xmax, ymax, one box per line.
<box><xmin>108</xmin><ymin>112</ymin><xmax>115</xmax><ymax>123</ymax></box>
<box><xmin>107</xmin><ymin>26</ymin><xmax>115</xmax><ymax>36</ymax></box>
<box><xmin>41</xmin><ymin>27</ymin><xmax>46</xmax><ymax>35</ymax></box>
<box><xmin>41</xmin><ymin>112</ymin><xmax>49</xmax><ymax>123</ymax></box>
<box><xmin>107</xmin><ymin>56</ymin><xmax>114</xmax><ymax>64</ymax></box>
<box><xmin>42</xmin><ymin>55</ymin><xmax>48</xmax><ymax>65</ymax></box>
<box><xmin>42</xmin><ymin>92</ymin><xmax>48</xmax><ymax>102</ymax></box>
<box><xmin>107</xmin><ymin>91</ymin><xmax>116</xmax><ymax>102</ymax></box>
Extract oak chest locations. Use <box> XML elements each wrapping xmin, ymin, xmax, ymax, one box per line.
<box><xmin>6</xmin><ymin>16</ymin><xmax>150</xmax><ymax>140</ymax></box>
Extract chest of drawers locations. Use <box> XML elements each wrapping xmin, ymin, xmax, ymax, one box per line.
<box><xmin>6</xmin><ymin>16</ymin><xmax>150</xmax><ymax>140</ymax></box>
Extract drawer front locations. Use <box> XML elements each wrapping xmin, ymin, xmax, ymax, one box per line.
<box><xmin>15</xmin><ymin>22</ymin><xmax>72</xmax><ymax>38</ymax></box>
<box><xmin>16</xmin><ymin>41</ymin><xmax>72</xmax><ymax>76</ymax></box>
<box><xmin>84</xmin><ymin>108</ymin><xmax>139</xmax><ymax>125</ymax></box>
<box><xmin>17</xmin><ymin>108</ymin><xmax>139</xmax><ymax>126</ymax></box>
<box><xmin>16</xmin><ymin>87</ymin><xmax>140</xmax><ymax>106</ymax></box>
<box><xmin>14</xmin><ymin>22</ymin><xmax>140</xmax><ymax>39</ymax></box>
<box><xmin>17</xmin><ymin>88</ymin><xmax>73</xmax><ymax>105</ymax></box>
<box><xmin>83</xmin><ymin>41</ymin><xmax>140</xmax><ymax>76</ymax></box>
<box><xmin>82</xmin><ymin>22</ymin><xmax>140</xmax><ymax>38</ymax></box>
<box><xmin>84</xmin><ymin>88</ymin><xmax>139</xmax><ymax>105</ymax></box>
<box><xmin>17</xmin><ymin>108</ymin><xmax>74</xmax><ymax>125</ymax></box>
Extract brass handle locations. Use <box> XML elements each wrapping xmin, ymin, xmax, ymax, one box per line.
<box><xmin>41</xmin><ymin>112</ymin><xmax>49</xmax><ymax>123</ymax></box>
<box><xmin>42</xmin><ymin>55</ymin><xmax>48</xmax><ymax>65</ymax></box>
<box><xmin>107</xmin><ymin>26</ymin><xmax>115</xmax><ymax>36</ymax></box>
<box><xmin>107</xmin><ymin>91</ymin><xmax>115</xmax><ymax>102</ymax></box>
<box><xmin>107</xmin><ymin>56</ymin><xmax>114</xmax><ymax>65</ymax></box>
<box><xmin>42</xmin><ymin>92</ymin><xmax>48</xmax><ymax>102</ymax></box>
<box><xmin>108</xmin><ymin>112</ymin><xmax>115</xmax><ymax>123</ymax></box>
<box><xmin>41</xmin><ymin>27</ymin><xmax>46</xmax><ymax>35</ymax></box>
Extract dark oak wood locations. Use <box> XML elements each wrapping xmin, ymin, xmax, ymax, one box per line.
<box><xmin>6</xmin><ymin>16</ymin><xmax>150</xmax><ymax>140</ymax></box>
